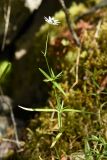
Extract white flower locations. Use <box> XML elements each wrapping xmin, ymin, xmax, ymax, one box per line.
<box><xmin>44</xmin><ymin>16</ymin><xmax>60</xmax><ymax>25</ymax></box>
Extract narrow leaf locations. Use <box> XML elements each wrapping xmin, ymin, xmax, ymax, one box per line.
<box><xmin>63</xmin><ymin>108</ymin><xmax>94</xmax><ymax>114</ymax></box>
<box><xmin>50</xmin><ymin>68</ymin><xmax>55</xmax><ymax>78</ymax></box>
<box><xmin>0</xmin><ymin>61</ymin><xmax>11</xmax><ymax>83</ymax></box>
<box><xmin>53</xmin><ymin>81</ymin><xmax>66</xmax><ymax>96</ymax></box>
<box><xmin>50</xmin><ymin>132</ymin><xmax>62</xmax><ymax>148</ymax></box>
<box><xmin>56</xmin><ymin>71</ymin><xmax>63</xmax><ymax>79</ymax></box>
<box><xmin>39</xmin><ymin>68</ymin><xmax>51</xmax><ymax>80</ymax></box>
<box><xmin>18</xmin><ymin>105</ymin><xmax>57</xmax><ymax>112</ymax></box>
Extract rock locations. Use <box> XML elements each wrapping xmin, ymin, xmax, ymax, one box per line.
<box><xmin>0</xmin><ymin>96</ymin><xmax>13</xmax><ymax>115</ymax></box>
<box><xmin>0</xmin><ymin>141</ymin><xmax>14</xmax><ymax>159</ymax></box>
<box><xmin>0</xmin><ymin>95</ymin><xmax>25</xmax><ymax>159</ymax></box>
<box><xmin>25</xmin><ymin>0</ymin><xmax>42</xmax><ymax>12</ymax></box>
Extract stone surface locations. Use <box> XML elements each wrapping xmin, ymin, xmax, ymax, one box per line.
<box><xmin>25</xmin><ymin>0</ymin><xmax>42</xmax><ymax>12</ymax></box>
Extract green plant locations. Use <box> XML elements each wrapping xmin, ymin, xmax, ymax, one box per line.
<box><xmin>19</xmin><ymin>16</ymin><xmax>94</xmax><ymax>148</ymax></box>
<box><xmin>84</xmin><ymin>135</ymin><xmax>107</xmax><ymax>160</ymax></box>
<box><xmin>0</xmin><ymin>60</ymin><xmax>11</xmax><ymax>84</ymax></box>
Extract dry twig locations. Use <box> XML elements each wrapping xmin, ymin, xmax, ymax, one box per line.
<box><xmin>71</xmin><ymin>48</ymin><xmax>81</xmax><ymax>88</ymax></box>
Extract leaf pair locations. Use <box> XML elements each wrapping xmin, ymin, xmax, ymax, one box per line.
<box><xmin>39</xmin><ymin>68</ymin><xmax>66</xmax><ymax>96</ymax></box>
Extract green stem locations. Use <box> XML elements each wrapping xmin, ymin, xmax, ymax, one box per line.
<box><xmin>44</xmin><ymin>33</ymin><xmax>51</xmax><ymax>75</ymax></box>
<box><xmin>58</xmin><ymin>111</ymin><xmax>62</xmax><ymax>129</ymax></box>
<box><xmin>45</xmin><ymin>55</ymin><xmax>51</xmax><ymax>75</ymax></box>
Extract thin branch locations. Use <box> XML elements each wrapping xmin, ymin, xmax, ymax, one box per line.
<box><xmin>2</xmin><ymin>0</ymin><xmax>11</xmax><ymax>51</ymax></box>
<box><xmin>58</xmin><ymin>0</ymin><xmax>81</xmax><ymax>47</ymax></box>
<box><xmin>1</xmin><ymin>138</ymin><xmax>24</xmax><ymax>146</ymax></box>
<box><xmin>75</xmin><ymin>0</ymin><xmax>107</xmax><ymax>21</ymax></box>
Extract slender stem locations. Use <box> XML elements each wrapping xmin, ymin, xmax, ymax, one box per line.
<box><xmin>44</xmin><ymin>33</ymin><xmax>51</xmax><ymax>75</ymax></box>
<box><xmin>2</xmin><ymin>138</ymin><xmax>23</xmax><ymax>146</ymax></box>
<box><xmin>54</xmin><ymin>90</ymin><xmax>62</xmax><ymax>129</ymax></box>
<box><xmin>58</xmin><ymin>0</ymin><xmax>81</xmax><ymax>47</ymax></box>
<box><xmin>45</xmin><ymin>56</ymin><xmax>51</xmax><ymax>75</ymax></box>
<box><xmin>57</xmin><ymin>111</ymin><xmax>62</xmax><ymax>129</ymax></box>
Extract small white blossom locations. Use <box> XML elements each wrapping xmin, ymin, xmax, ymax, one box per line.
<box><xmin>44</xmin><ymin>16</ymin><xmax>60</xmax><ymax>25</ymax></box>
